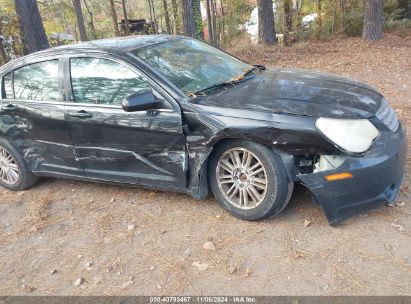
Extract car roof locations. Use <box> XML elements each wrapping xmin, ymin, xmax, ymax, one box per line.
<box><xmin>0</xmin><ymin>35</ymin><xmax>183</xmax><ymax>73</ymax></box>
<box><xmin>51</xmin><ymin>34</ymin><xmax>182</xmax><ymax>53</ymax></box>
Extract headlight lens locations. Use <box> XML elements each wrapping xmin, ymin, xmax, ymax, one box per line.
<box><xmin>316</xmin><ymin>118</ymin><xmax>379</xmax><ymax>154</ymax></box>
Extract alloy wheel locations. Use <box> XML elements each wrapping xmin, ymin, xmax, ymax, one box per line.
<box><xmin>216</xmin><ymin>147</ymin><xmax>268</xmax><ymax>209</ymax></box>
<box><xmin>0</xmin><ymin>147</ymin><xmax>20</xmax><ymax>185</ymax></box>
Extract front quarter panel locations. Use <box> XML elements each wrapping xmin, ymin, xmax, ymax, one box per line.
<box><xmin>182</xmin><ymin>103</ymin><xmax>336</xmax><ymax>198</ymax></box>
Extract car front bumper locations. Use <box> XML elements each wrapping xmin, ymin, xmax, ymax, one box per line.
<box><xmin>298</xmin><ymin>124</ymin><xmax>407</xmax><ymax>225</ymax></box>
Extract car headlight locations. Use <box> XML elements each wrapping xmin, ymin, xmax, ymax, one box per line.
<box><xmin>316</xmin><ymin>118</ymin><xmax>379</xmax><ymax>154</ymax></box>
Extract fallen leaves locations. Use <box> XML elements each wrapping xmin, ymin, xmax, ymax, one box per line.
<box><xmin>127</xmin><ymin>224</ymin><xmax>135</xmax><ymax>231</ymax></box>
<box><xmin>192</xmin><ymin>261</ymin><xmax>209</xmax><ymax>271</ymax></box>
<box><xmin>384</xmin><ymin>243</ymin><xmax>392</xmax><ymax>251</ymax></box>
<box><xmin>74</xmin><ymin>277</ymin><xmax>83</xmax><ymax>287</ymax></box>
<box><xmin>391</xmin><ymin>222</ymin><xmax>405</xmax><ymax>232</ymax></box>
<box><xmin>202</xmin><ymin>241</ymin><xmax>216</xmax><ymax>251</ymax></box>
<box><xmin>121</xmin><ymin>279</ymin><xmax>134</xmax><ymax>289</ymax></box>
<box><xmin>227</xmin><ymin>264</ymin><xmax>237</xmax><ymax>274</ymax></box>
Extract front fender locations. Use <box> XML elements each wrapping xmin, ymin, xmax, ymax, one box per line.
<box><xmin>182</xmin><ymin>104</ymin><xmax>336</xmax><ymax>198</ymax></box>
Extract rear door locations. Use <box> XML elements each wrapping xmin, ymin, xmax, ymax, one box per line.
<box><xmin>0</xmin><ymin>58</ymin><xmax>82</xmax><ymax>176</ymax></box>
<box><xmin>63</xmin><ymin>54</ymin><xmax>187</xmax><ymax>191</ymax></box>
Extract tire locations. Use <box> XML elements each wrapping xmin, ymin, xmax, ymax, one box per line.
<box><xmin>0</xmin><ymin>138</ymin><xmax>38</xmax><ymax>191</ymax></box>
<box><xmin>208</xmin><ymin>140</ymin><xmax>293</xmax><ymax>221</ymax></box>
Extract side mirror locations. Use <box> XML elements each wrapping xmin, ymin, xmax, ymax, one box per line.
<box><xmin>122</xmin><ymin>89</ymin><xmax>162</xmax><ymax>112</ymax></box>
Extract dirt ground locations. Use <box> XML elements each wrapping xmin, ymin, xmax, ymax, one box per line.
<box><xmin>1</xmin><ymin>30</ymin><xmax>411</xmax><ymax>296</ymax></box>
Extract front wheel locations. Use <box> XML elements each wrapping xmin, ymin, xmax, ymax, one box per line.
<box><xmin>208</xmin><ymin>140</ymin><xmax>293</xmax><ymax>221</ymax></box>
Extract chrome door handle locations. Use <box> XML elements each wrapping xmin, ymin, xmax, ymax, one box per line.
<box><xmin>68</xmin><ymin>110</ymin><xmax>93</xmax><ymax>119</ymax></box>
<box><xmin>1</xmin><ymin>104</ymin><xmax>17</xmax><ymax>112</ymax></box>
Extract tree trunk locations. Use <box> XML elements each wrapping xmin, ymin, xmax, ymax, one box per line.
<box><xmin>192</xmin><ymin>0</ymin><xmax>203</xmax><ymax>39</ymax></box>
<box><xmin>283</xmin><ymin>0</ymin><xmax>292</xmax><ymax>45</ymax></box>
<box><xmin>121</xmin><ymin>0</ymin><xmax>130</xmax><ymax>35</ymax></box>
<box><xmin>14</xmin><ymin>0</ymin><xmax>50</xmax><ymax>54</ymax></box>
<box><xmin>148</xmin><ymin>0</ymin><xmax>154</xmax><ymax>28</ymax></box>
<box><xmin>0</xmin><ymin>25</ymin><xmax>9</xmax><ymax>64</ymax></box>
<box><xmin>73</xmin><ymin>0</ymin><xmax>88</xmax><ymax>41</ymax></box>
<box><xmin>147</xmin><ymin>0</ymin><xmax>158</xmax><ymax>33</ymax></box>
<box><xmin>295</xmin><ymin>0</ymin><xmax>304</xmax><ymax>28</ymax></box>
<box><xmin>171</xmin><ymin>0</ymin><xmax>180</xmax><ymax>34</ymax></box>
<box><xmin>182</xmin><ymin>0</ymin><xmax>196</xmax><ymax>37</ymax></box>
<box><xmin>84</xmin><ymin>0</ymin><xmax>97</xmax><ymax>39</ymax></box>
<box><xmin>340</xmin><ymin>0</ymin><xmax>347</xmax><ymax>32</ymax></box>
<box><xmin>0</xmin><ymin>40</ymin><xmax>8</xmax><ymax>64</ymax></box>
<box><xmin>211</xmin><ymin>0</ymin><xmax>218</xmax><ymax>44</ymax></box>
<box><xmin>332</xmin><ymin>0</ymin><xmax>337</xmax><ymax>33</ymax></box>
<box><xmin>108</xmin><ymin>0</ymin><xmax>120</xmax><ymax>36</ymax></box>
<box><xmin>362</xmin><ymin>0</ymin><xmax>384</xmax><ymax>41</ymax></box>
<box><xmin>148</xmin><ymin>0</ymin><xmax>158</xmax><ymax>33</ymax></box>
<box><xmin>162</xmin><ymin>0</ymin><xmax>172</xmax><ymax>34</ymax></box>
<box><xmin>205</xmin><ymin>0</ymin><xmax>214</xmax><ymax>44</ymax></box>
<box><xmin>257</xmin><ymin>0</ymin><xmax>276</xmax><ymax>44</ymax></box>
<box><xmin>220</xmin><ymin>0</ymin><xmax>225</xmax><ymax>38</ymax></box>
<box><xmin>0</xmin><ymin>44</ymin><xmax>7</xmax><ymax>65</ymax></box>
<box><xmin>316</xmin><ymin>0</ymin><xmax>322</xmax><ymax>27</ymax></box>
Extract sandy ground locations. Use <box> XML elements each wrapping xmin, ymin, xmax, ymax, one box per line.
<box><xmin>1</xmin><ymin>30</ymin><xmax>411</xmax><ymax>296</ymax></box>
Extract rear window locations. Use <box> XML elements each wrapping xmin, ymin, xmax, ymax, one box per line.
<box><xmin>13</xmin><ymin>60</ymin><xmax>60</xmax><ymax>101</ymax></box>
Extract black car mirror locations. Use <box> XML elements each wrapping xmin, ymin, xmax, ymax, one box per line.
<box><xmin>122</xmin><ymin>89</ymin><xmax>162</xmax><ymax>112</ymax></box>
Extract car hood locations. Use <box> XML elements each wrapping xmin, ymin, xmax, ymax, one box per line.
<box><xmin>193</xmin><ymin>68</ymin><xmax>383</xmax><ymax>119</ymax></box>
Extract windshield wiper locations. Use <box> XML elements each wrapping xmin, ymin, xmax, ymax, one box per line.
<box><xmin>252</xmin><ymin>64</ymin><xmax>266</xmax><ymax>71</ymax></box>
<box><xmin>193</xmin><ymin>67</ymin><xmax>257</xmax><ymax>96</ymax></box>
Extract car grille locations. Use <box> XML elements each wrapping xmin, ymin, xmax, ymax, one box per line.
<box><xmin>376</xmin><ymin>98</ymin><xmax>399</xmax><ymax>132</ymax></box>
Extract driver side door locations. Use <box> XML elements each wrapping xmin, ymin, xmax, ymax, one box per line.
<box><xmin>64</xmin><ymin>55</ymin><xmax>187</xmax><ymax>191</ymax></box>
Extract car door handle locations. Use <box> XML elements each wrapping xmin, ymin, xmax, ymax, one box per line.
<box><xmin>1</xmin><ymin>104</ymin><xmax>17</xmax><ymax>112</ymax></box>
<box><xmin>67</xmin><ymin>110</ymin><xmax>93</xmax><ymax>119</ymax></box>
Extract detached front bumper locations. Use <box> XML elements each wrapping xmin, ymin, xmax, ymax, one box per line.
<box><xmin>298</xmin><ymin>124</ymin><xmax>407</xmax><ymax>225</ymax></box>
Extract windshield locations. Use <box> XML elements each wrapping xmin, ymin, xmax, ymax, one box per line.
<box><xmin>132</xmin><ymin>38</ymin><xmax>251</xmax><ymax>94</ymax></box>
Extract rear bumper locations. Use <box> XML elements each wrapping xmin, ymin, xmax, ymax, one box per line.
<box><xmin>298</xmin><ymin>124</ymin><xmax>407</xmax><ymax>225</ymax></box>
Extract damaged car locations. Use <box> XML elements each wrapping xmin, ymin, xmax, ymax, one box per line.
<box><xmin>0</xmin><ymin>35</ymin><xmax>407</xmax><ymax>224</ymax></box>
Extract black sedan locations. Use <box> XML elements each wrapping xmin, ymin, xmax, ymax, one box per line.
<box><xmin>0</xmin><ymin>35</ymin><xmax>407</xmax><ymax>224</ymax></box>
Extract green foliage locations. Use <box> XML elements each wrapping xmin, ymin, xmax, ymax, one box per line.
<box><xmin>385</xmin><ymin>18</ymin><xmax>411</xmax><ymax>30</ymax></box>
<box><xmin>192</xmin><ymin>0</ymin><xmax>203</xmax><ymax>39</ymax></box>
<box><xmin>384</xmin><ymin>7</ymin><xmax>411</xmax><ymax>32</ymax></box>
<box><xmin>385</xmin><ymin>8</ymin><xmax>407</xmax><ymax>22</ymax></box>
<box><xmin>1</xmin><ymin>0</ymin><xmax>410</xmax><ymax>63</ymax></box>
<box><xmin>38</xmin><ymin>0</ymin><xmax>77</xmax><ymax>38</ymax></box>
<box><xmin>221</xmin><ymin>0</ymin><xmax>253</xmax><ymax>38</ymax></box>
<box><xmin>341</xmin><ymin>8</ymin><xmax>364</xmax><ymax>37</ymax></box>
<box><xmin>0</xmin><ymin>0</ymin><xmax>23</xmax><ymax>57</ymax></box>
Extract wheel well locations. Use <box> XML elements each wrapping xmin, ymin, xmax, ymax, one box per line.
<box><xmin>206</xmin><ymin>138</ymin><xmax>296</xmax><ymax>181</ymax></box>
<box><xmin>187</xmin><ymin>138</ymin><xmax>296</xmax><ymax>199</ymax></box>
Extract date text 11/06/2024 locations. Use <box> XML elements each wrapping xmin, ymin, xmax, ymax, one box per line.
<box><xmin>149</xmin><ymin>296</ymin><xmax>257</xmax><ymax>303</ymax></box>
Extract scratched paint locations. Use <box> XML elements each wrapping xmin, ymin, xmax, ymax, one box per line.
<box><xmin>0</xmin><ymin>35</ymin><xmax>407</xmax><ymax>224</ymax></box>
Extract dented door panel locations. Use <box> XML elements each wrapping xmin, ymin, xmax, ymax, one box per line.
<box><xmin>0</xmin><ymin>100</ymin><xmax>82</xmax><ymax>175</ymax></box>
<box><xmin>65</xmin><ymin>103</ymin><xmax>187</xmax><ymax>190</ymax></box>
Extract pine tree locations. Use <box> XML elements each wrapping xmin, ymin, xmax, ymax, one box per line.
<box><xmin>257</xmin><ymin>0</ymin><xmax>276</xmax><ymax>44</ymax></box>
<box><xmin>14</xmin><ymin>0</ymin><xmax>50</xmax><ymax>54</ymax></box>
<box><xmin>362</xmin><ymin>0</ymin><xmax>384</xmax><ymax>41</ymax></box>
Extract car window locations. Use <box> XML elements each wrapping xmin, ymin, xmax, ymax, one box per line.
<box><xmin>70</xmin><ymin>57</ymin><xmax>152</xmax><ymax>105</ymax></box>
<box><xmin>133</xmin><ymin>38</ymin><xmax>251</xmax><ymax>94</ymax></box>
<box><xmin>13</xmin><ymin>60</ymin><xmax>60</xmax><ymax>101</ymax></box>
<box><xmin>2</xmin><ymin>72</ymin><xmax>13</xmax><ymax>99</ymax></box>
